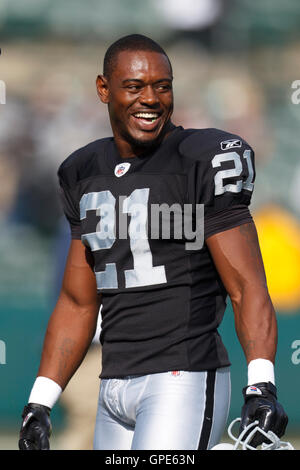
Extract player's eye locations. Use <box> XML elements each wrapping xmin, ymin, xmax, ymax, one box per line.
<box><xmin>156</xmin><ymin>84</ymin><xmax>171</xmax><ymax>92</ymax></box>
<box><xmin>126</xmin><ymin>85</ymin><xmax>141</xmax><ymax>92</ymax></box>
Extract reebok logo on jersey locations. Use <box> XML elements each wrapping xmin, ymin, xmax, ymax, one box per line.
<box><xmin>245</xmin><ymin>385</ymin><xmax>263</xmax><ymax>396</ymax></box>
<box><xmin>220</xmin><ymin>139</ymin><xmax>242</xmax><ymax>150</ymax></box>
<box><xmin>114</xmin><ymin>162</ymin><xmax>131</xmax><ymax>177</ymax></box>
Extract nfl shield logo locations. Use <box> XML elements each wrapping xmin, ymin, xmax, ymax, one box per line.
<box><xmin>114</xmin><ymin>162</ymin><xmax>131</xmax><ymax>177</ymax></box>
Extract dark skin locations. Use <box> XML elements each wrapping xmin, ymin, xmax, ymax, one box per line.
<box><xmin>38</xmin><ymin>240</ymin><xmax>101</xmax><ymax>389</ymax></box>
<box><xmin>206</xmin><ymin>223</ymin><xmax>277</xmax><ymax>364</ymax></box>
<box><xmin>37</xmin><ymin>49</ymin><xmax>277</xmax><ymax>390</ymax></box>
<box><xmin>96</xmin><ymin>50</ymin><xmax>175</xmax><ymax>158</ymax></box>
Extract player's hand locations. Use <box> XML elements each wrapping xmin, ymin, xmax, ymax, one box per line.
<box><xmin>19</xmin><ymin>403</ymin><xmax>52</xmax><ymax>450</ymax></box>
<box><xmin>239</xmin><ymin>382</ymin><xmax>288</xmax><ymax>447</ymax></box>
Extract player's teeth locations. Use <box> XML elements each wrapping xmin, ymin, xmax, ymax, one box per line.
<box><xmin>134</xmin><ymin>113</ymin><xmax>158</xmax><ymax>118</ymax></box>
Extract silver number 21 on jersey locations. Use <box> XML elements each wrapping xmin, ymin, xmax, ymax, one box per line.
<box><xmin>212</xmin><ymin>150</ymin><xmax>254</xmax><ymax>196</ymax></box>
<box><xmin>79</xmin><ymin>188</ymin><xmax>167</xmax><ymax>290</ymax></box>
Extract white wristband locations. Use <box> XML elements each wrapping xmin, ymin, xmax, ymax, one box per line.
<box><xmin>28</xmin><ymin>376</ymin><xmax>62</xmax><ymax>409</ymax></box>
<box><xmin>247</xmin><ymin>358</ymin><xmax>275</xmax><ymax>386</ymax></box>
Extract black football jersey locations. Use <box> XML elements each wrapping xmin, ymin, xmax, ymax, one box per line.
<box><xmin>58</xmin><ymin>126</ymin><xmax>255</xmax><ymax>378</ymax></box>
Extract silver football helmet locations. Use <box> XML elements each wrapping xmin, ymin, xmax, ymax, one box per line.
<box><xmin>211</xmin><ymin>418</ymin><xmax>294</xmax><ymax>450</ymax></box>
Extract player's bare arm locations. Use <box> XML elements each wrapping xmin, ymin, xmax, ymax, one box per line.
<box><xmin>206</xmin><ymin>221</ymin><xmax>277</xmax><ymax>364</ymax></box>
<box><xmin>19</xmin><ymin>239</ymin><xmax>101</xmax><ymax>450</ymax></box>
<box><xmin>207</xmin><ymin>221</ymin><xmax>287</xmax><ymax>446</ymax></box>
<box><xmin>38</xmin><ymin>239</ymin><xmax>101</xmax><ymax>390</ymax></box>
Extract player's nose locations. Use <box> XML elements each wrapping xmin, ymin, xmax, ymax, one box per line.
<box><xmin>139</xmin><ymin>85</ymin><xmax>160</xmax><ymax>106</ymax></box>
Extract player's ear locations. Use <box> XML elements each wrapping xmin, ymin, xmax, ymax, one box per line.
<box><xmin>96</xmin><ymin>74</ymin><xmax>110</xmax><ymax>104</ymax></box>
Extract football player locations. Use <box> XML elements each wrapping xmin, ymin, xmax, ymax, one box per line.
<box><xmin>19</xmin><ymin>34</ymin><xmax>288</xmax><ymax>450</ymax></box>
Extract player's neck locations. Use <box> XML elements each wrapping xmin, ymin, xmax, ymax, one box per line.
<box><xmin>113</xmin><ymin>121</ymin><xmax>177</xmax><ymax>159</ymax></box>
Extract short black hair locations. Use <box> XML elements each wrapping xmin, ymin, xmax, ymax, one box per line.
<box><xmin>103</xmin><ymin>34</ymin><xmax>172</xmax><ymax>79</ymax></box>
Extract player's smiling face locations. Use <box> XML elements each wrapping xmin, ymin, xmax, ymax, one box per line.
<box><xmin>97</xmin><ymin>50</ymin><xmax>174</xmax><ymax>157</ymax></box>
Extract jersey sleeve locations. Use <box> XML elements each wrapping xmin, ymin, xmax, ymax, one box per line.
<box><xmin>181</xmin><ymin>129</ymin><xmax>256</xmax><ymax>239</ymax></box>
<box><xmin>182</xmin><ymin>130</ymin><xmax>256</xmax><ymax>213</ymax></box>
<box><xmin>204</xmin><ymin>204</ymin><xmax>253</xmax><ymax>239</ymax></box>
<box><xmin>201</xmin><ymin>142</ymin><xmax>255</xmax><ymax>215</ymax></box>
<box><xmin>57</xmin><ymin>169</ymin><xmax>81</xmax><ymax>240</ymax></box>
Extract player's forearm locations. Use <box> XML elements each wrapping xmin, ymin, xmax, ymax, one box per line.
<box><xmin>37</xmin><ymin>292</ymin><xmax>100</xmax><ymax>390</ymax></box>
<box><xmin>231</xmin><ymin>284</ymin><xmax>278</xmax><ymax>364</ymax></box>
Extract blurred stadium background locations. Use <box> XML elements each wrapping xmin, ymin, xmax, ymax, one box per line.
<box><xmin>1</xmin><ymin>0</ymin><xmax>300</xmax><ymax>450</ymax></box>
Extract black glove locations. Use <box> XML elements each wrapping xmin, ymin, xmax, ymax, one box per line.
<box><xmin>239</xmin><ymin>382</ymin><xmax>288</xmax><ymax>448</ymax></box>
<box><xmin>19</xmin><ymin>403</ymin><xmax>52</xmax><ymax>450</ymax></box>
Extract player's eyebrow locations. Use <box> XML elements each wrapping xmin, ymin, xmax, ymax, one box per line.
<box><xmin>154</xmin><ymin>78</ymin><xmax>173</xmax><ymax>84</ymax></box>
<box><xmin>122</xmin><ymin>78</ymin><xmax>172</xmax><ymax>85</ymax></box>
<box><xmin>122</xmin><ymin>79</ymin><xmax>144</xmax><ymax>85</ymax></box>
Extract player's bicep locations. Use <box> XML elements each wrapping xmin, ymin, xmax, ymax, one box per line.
<box><xmin>206</xmin><ymin>221</ymin><xmax>267</xmax><ymax>301</ymax></box>
<box><xmin>60</xmin><ymin>239</ymin><xmax>99</xmax><ymax>308</ymax></box>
